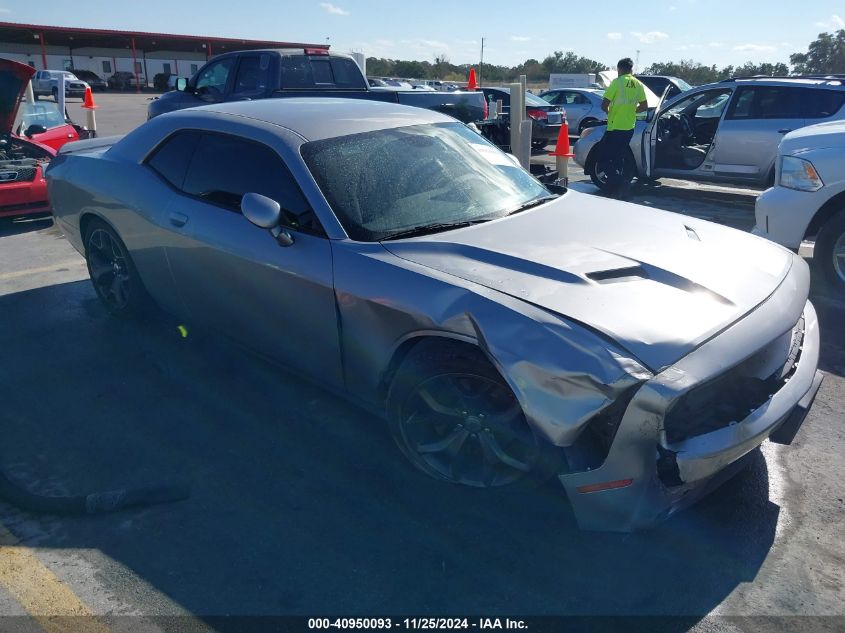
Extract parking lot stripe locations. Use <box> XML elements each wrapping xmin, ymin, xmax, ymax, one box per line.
<box><xmin>0</xmin><ymin>261</ymin><xmax>87</xmax><ymax>282</ymax></box>
<box><xmin>0</xmin><ymin>525</ymin><xmax>112</xmax><ymax>633</ymax></box>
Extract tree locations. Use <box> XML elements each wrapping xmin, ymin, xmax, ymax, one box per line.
<box><xmin>433</xmin><ymin>54</ymin><xmax>450</xmax><ymax>79</ymax></box>
<box><xmin>542</xmin><ymin>51</ymin><xmax>608</xmax><ymax>75</ymax></box>
<box><xmin>734</xmin><ymin>61</ymin><xmax>790</xmax><ymax>77</ymax></box>
<box><xmin>790</xmin><ymin>29</ymin><xmax>845</xmax><ymax>74</ymax></box>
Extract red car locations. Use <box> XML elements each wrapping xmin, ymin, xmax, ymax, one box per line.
<box><xmin>0</xmin><ymin>59</ymin><xmax>77</xmax><ymax>217</ymax></box>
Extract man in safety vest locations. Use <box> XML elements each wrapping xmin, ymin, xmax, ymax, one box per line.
<box><xmin>600</xmin><ymin>58</ymin><xmax>648</xmax><ymax>196</ymax></box>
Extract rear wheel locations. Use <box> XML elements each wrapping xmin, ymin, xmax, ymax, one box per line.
<box><xmin>387</xmin><ymin>341</ymin><xmax>560</xmax><ymax>488</ymax></box>
<box><xmin>814</xmin><ymin>210</ymin><xmax>845</xmax><ymax>296</ymax></box>
<box><xmin>578</xmin><ymin>118</ymin><xmax>597</xmax><ymax>135</ymax></box>
<box><xmin>588</xmin><ymin>150</ymin><xmax>636</xmax><ymax>190</ymax></box>
<box><xmin>83</xmin><ymin>219</ymin><xmax>151</xmax><ymax>316</ymax></box>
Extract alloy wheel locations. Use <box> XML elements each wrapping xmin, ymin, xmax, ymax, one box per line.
<box><xmin>398</xmin><ymin>373</ymin><xmax>541</xmax><ymax>487</ymax></box>
<box><xmin>86</xmin><ymin>228</ymin><xmax>131</xmax><ymax>311</ymax></box>
<box><xmin>833</xmin><ymin>231</ymin><xmax>845</xmax><ymax>284</ymax></box>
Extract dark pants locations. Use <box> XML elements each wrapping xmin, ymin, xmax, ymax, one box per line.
<box><xmin>599</xmin><ymin>129</ymin><xmax>635</xmax><ymax>193</ymax></box>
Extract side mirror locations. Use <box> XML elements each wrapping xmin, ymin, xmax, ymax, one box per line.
<box><xmin>176</xmin><ymin>77</ymin><xmax>190</xmax><ymax>92</ymax></box>
<box><xmin>24</xmin><ymin>124</ymin><xmax>48</xmax><ymax>138</ymax></box>
<box><xmin>241</xmin><ymin>192</ymin><xmax>294</xmax><ymax>247</ymax></box>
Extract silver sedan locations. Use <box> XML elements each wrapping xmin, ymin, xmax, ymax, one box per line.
<box><xmin>47</xmin><ymin>99</ymin><xmax>822</xmax><ymax>531</ymax></box>
<box><xmin>538</xmin><ymin>88</ymin><xmax>607</xmax><ymax>134</ymax></box>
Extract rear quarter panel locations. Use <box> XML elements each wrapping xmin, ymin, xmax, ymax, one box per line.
<box><xmin>47</xmin><ymin>149</ymin><xmax>185</xmax><ymax>314</ymax></box>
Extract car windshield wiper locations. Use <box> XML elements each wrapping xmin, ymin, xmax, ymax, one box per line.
<box><xmin>505</xmin><ymin>195</ymin><xmax>558</xmax><ymax>216</ymax></box>
<box><xmin>381</xmin><ymin>218</ymin><xmax>496</xmax><ymax>241</ymax></box>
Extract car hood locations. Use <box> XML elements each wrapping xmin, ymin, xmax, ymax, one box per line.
<box><xmin>382</xmin><ymin>192</ymin><xmax>793</xmax><ymax>372</ymax></box>
<box><xmin>0</xmin><ymin>58</ymin><xmax>35</xmax><ymax>135</ymax></box>
<box><xmin>782</xmin><ymin>120</ymin><xmax>845</xmax><ymax>154</ymax></box>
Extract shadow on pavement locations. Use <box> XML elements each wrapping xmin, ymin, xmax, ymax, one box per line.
<box><xmin>0</xmin><ymin>280</ymin><xmax>780</xmax><ymax>624</ymax></box>
<box><xmin>0</xmin><ymin>214</ymin><xmax>54</xmax><ymax>238</ymax></box>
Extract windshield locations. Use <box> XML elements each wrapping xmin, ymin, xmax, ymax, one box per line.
<box><xmin>302</xmin><ymin>122</ymin><xmax>550</xmax><ymax>241</ymax></box>
<box><xmin>14</xmin><ymin>101</ymin><xmax>66</xmax><ymax>133</ymax></box>
<box><xmin>675</xmin><ymin>78</ymin><xmax>693</xmax><ymax>92</ymax></box>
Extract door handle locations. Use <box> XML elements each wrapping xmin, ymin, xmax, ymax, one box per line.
<box><xmin>169</xmin><ymin>212</ymin><xmax>188</xmax><ymax>228</ymax></box>
<box><xmin>778</xmin><ymin>128</ymin><xmax>792</xmax><ymax>134</ymax></box>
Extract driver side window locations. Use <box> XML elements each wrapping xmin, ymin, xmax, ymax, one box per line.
<box><xmin>195</xmin><ymin>58</ymin><xmax>235</xmax><ymax>99</ymax></box>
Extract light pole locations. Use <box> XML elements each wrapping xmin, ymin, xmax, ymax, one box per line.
<box><xmin>479</xmin><ymin>37</ymin><xmax>485</xmax><ymax>87</ymax></box>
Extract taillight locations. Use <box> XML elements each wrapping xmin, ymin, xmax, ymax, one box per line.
<box><xmin>304</xmin><ymin>47</ymin><xmax>329</xmax><ymax>55</ymax></box>
<box><xmin>526</xmin><ymin>108</ymin><xmax>548</xmax><ymax>121</ymax></box>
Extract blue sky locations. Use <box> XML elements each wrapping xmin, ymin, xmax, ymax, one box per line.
<box><xmin>6</xmin><ymin>1</ymin><xmax>845</xmax><ymax>68</ymax></box>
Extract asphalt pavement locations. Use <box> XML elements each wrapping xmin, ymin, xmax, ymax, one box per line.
<box><xmin>0</xmin><ymin>93</ymin><xmax>843</xmax><ymax>632</ymax></box>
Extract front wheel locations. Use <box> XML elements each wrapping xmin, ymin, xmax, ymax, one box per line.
<box><xmin>83</xmin><ymin>219</ymin><xmax>151</xmax><ymax>316</ymax></box>
<box><xmin>387</xmin><ymin>342</ymin><xmax>560</xmax><ymax>488</ymax></box>
<box><xmin>814</xmin><ymin>210</ymin><xmax>845</xmax><ymax>296</ymax></box>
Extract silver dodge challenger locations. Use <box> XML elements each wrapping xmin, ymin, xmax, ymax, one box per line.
<box><xmin>47</xmin><ymin>98</ymin><xmax>823</xmax><ymax>531</ymax></box>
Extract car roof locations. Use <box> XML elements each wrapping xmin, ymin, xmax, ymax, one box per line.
<box><xmin>182</xmin><ymin>97</ymin><xmax>455</xmax><ymax>142</ymax></box>
<box><xmin>714</xmin><ymin>76</ymin><xmax>844</xmax><ymax>88</ymax></box>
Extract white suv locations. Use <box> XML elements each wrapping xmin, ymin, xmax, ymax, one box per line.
<box><xmin>754</xmin><ymin>120</ymin><xmax>845</xmax><ymax>294</ymax></box>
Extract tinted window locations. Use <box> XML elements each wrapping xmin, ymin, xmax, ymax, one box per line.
<box><xmin>232</xmin><ymin>55</ymin><xmax>269</xmax><ymax>95</ymax></box>
<box><xmin>279</xmin><ymin>55</ymin><xmax>365</xmax><ymax>89</ymax></box>
<box><xmin>804</xmin><ymin>89</ymin><xmax>845</xmax><ymax>118</ymax></box>
<box><xmin>312</xmin><ymin>59</ymin><xmax>333</xmax><ymax>84</ymax></box>
<box><xmin>195</xmin><ymin>58</ymin><xmax>234</xmax><ymax>96</ymax></box>
<box><xmin>146</xmin><ymin>132</ymin><xmax>201</xmax><ymax>189</ymax></box>
<box><xmin>182</xmin><ymin>134</ymin><xmax>318</xmax><ymax>232</ymax></box>
<box><xmin>727</xmin><ymin>87</ymin><xmax>803</xmax><ymax>119</ymax></box>
<box><xmin>329</xmin><ymin>58</ymin><xmax>366</xmax><ymax>88</ymax></box>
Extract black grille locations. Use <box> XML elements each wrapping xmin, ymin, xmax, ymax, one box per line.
<box><xmin>0</xmin><ymin>166</ymin><xmax>36</xmax><ymax>183</ymax></box>
<box><xmin>664</xmin><ymin>317</ymin><xmax>805</xmax><ymax>444</ymax></box>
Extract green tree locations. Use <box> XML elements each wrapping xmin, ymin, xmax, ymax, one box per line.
<box><xmin>733</xmin><ymin>61</ymin><xmax>790</xmax><ymax>76</ymax></box>
<box><xmin>790</xmin><ymin>29</ymin><xmax>845</xmax><ymax>74</ymax></box>
<box><xmin>541</xmin><ymin>51</ymin><xmax>608</xmax><ymax>74</ymax></box>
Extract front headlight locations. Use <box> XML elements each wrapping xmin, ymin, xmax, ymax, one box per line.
<box><xmin>780</xmin><ymin>155</ymin><xmax>824</xmax><ymax>192</ymax></box>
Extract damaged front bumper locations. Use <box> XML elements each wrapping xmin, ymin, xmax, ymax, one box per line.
<box><xmin>559</xmin><ymin>259</ymin><xmax>822</xmax><ymax>532</ymax></box>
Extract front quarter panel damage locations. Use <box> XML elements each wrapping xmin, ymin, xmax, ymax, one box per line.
<box><xmin>331</xmin><ymin>241</ymin><xmax>652</xmax><ymax>448</ymax></box>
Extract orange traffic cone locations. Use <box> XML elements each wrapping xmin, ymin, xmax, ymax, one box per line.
<box><xmin>549</xmin><ymin>120</ymin><xmax>573</xmax><ymax>157</ymax></box>
<box><xmin>466</xmin><ymin>68</ymin><xmax>478</xmax><ymax>90</ymax></box>
<box><xmin>82</xmin><ymin>87</ymin><xmax>98</xmax><ymax>109</ymax></box>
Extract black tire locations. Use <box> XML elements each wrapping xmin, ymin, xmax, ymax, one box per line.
<box><xmin>814</xmin><ymin>209</ymin><xmax>845</xmax><ymax>296</ymax></box>
<box><xmin>387</xmin><ymin>340</ymin><xmax>562</xmax><ymax>488</ymax></box>
<box><xmin>83</xmin><ymin>218</ymin><xmax>151</xmax><ymax>317</ymax></box>
<box><xmin>531</xmin><ymin>140</ymin><xmax>548</xmax><ymax>151</ymax></box>
<box><xmin>578</xmin><ymin>118</ymin><xmax>597</xmax><ymax>135</ymax></box>
<box><xmin>51</xmin><ymin>87</ymin><xmax>58</xmax><ymax>101</ymax></box>
<box><xmin>588</xmin><ymin>149</ymin><xmax>636</xmax><ymax>190</ymax></box>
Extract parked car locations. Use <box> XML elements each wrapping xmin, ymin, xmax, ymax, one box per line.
<box><xmin>575</xmin><ymin>76</ymin><xmax>845</xmax><ymax>190</ymax></box>
<box><xmin>538</xmin><ymin>88</ymin><xmax>606</xmax><ymax>134</ymax></box>
<box><xmin>47</xmin><ymin>98</ymin><xmax>822</xmax><ymax>531</ymax></box>
<box><xmin>148</xmin><ymin>50</ymin><xmax>486</xmax><ymax>125</ymax></box>
<box><xmin>32</xmin><ymin>70</ymin><xmax>89</xmax><ymax>100</ymax></box>
<box><xmin>635</xmin><ymin>75</ymin><xmax>692</xmax><ymax>101</ymax></box>
<box><xmin>754</xmin><ymin>120</ymin><xmax>845</xmax><ymax>294</ymax></box>
<box><xmin>0</xmin><ymin>59</ymin><xmax>56</xmax><ymax>217</ymax></box>
<box><xmin>480</xmin><ymin>86</ymin><xmax>565</xmax><ymax>150</ymax></box>
<box><xmin>14</xmin><ymin>97</ymin><xmax>81</xmax><ymax>151</ymax></box>
<box><xmin>153</xmin><ymin>72</ymin><xmax>175</xmax><ymax>92</ymax></box>
<box><xmin>108</xmin><ymin>71</ymin><xmax>146</xmax><ymax>90</ymax></box>
<box><xmin>72</xmin><ymin>70</ymin><xmax>107</xmax><ymax>92</ymax></box>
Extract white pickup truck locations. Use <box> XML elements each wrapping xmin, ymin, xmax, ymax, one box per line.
<box><xmin>754</xmin><ymin>120</ymin><xmax>845</xmax><ymax>295</ymax></box>
<box><xmin>32</xmin><ymin>70</ymin><xmax>89</xmax><ymax>100</ymax></box>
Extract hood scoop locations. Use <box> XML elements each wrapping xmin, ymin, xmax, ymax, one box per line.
<box><xmin>587</xmin><ymin>266</ymin><xmax>648</xmax><ymax>284</ymax></box>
